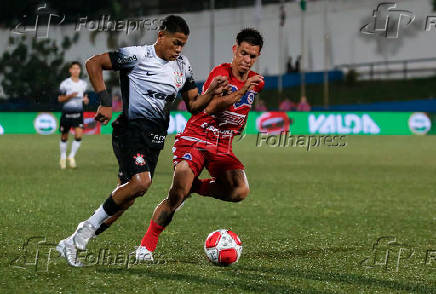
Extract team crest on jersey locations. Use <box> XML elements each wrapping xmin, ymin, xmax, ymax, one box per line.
<box><xmin>182</xmin><ymin>153</ymin><xmax>192</xmax><ymax>160</ymax></box>
<box><xmin>174</xmin><ymin>71</ymin><xmax>184</xmax><ymax>88</ymax></box>
<box><xmin>133</xmin><ymin>153</ymin><xmax>146</xmax><ymax>166</ymax></box>
<box><xmin>234</xmin><ymin>90</ymin><xmax>256</xmax><ymax>108</ymax></box>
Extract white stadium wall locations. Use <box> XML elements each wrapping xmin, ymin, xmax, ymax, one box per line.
<box><xmin>0</xmin><ymin>0</ymin><xmax>435</xmax><ymax>80</ymax></box>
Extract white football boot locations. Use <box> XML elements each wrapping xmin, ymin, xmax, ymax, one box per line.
<box><xmin>68</xmin><ymin>157</ymin><xmax>77</xmax><ymax>168</ymax></box>
<box><xmin>135</xmin><ymin>246</ymin><xmax>154</xmax><ymax>262</ymax></box>
<box><xmin>56</xmin><ymin>237</ymin><xmax>84</xmax><ymax>267</ymax></box>
<box><xmin>73</xmin><ymin>221</ymin><xmax>97</xmax><ymax>250</ymax></box>
<box><xmin>60</xmin><ymin>159</ymin><xmax>66</xmax><ymax>170</ymax></box>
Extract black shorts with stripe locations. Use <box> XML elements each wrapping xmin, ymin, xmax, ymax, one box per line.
<box><xmin>60</xmin><ymin>112</ymin><xmax>83</xmax><ymax>134</ymax></box>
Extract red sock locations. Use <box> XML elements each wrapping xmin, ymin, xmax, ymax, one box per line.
<box><xmin>191</xmin><ymin>178</ymin><xmax>215</xmax><ymax>196</ymax></box>
<box><xmin>140</xmin><ymin>220</ymin><xmax>164</xmax><ymax>251</ymax></box>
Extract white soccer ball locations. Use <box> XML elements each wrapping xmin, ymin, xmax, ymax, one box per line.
<box><xmin>204</xmin><ymin>229</ymin><xmax>243</xmax><ymax>266</ymax></box>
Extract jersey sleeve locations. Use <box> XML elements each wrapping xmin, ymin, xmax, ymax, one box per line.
<box><xmin>109</xmin><ymin>46</ymin><xmax>142</xmax><ymax>71</ymax></box>
<box><xmin>201</xmin><ymin>65</ymin><xmax>230</xmax><ymax>95</ymax></box>
<box><xmin>59</xmin><ymin>80</ymin><xmax>67</xmax><ymax>95</ymax></box>
<box><xmin>180</xmin><ymin>56</ymin><xmax>197</xmax><ymax>93</ymax></box>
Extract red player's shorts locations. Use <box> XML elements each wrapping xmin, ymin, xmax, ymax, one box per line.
<box><xmin>172</xmin><ymin>136</ymin><xmax>244</xmax><ymax>178</ymax></box>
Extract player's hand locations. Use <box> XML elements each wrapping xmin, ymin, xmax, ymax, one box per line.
<box><xmin>208</xmin><ymin>76</ymin><xmax>229</xmax><ymax>96</ymax></box>
<box><xmin>70</xmin><ymin>92</ymin><xmax>78</xmax><ymax>98</ymax></box>
<box><xmin>244</xmin><ymin>75</ymin><xmax>264</xmax><ymax>91</ymax></box>
<box><xmin>218</xmin><ymin>84</ymin><xmax>233</xmax><ymax>96</ymax></box>
<box><xmin>83</xmin><ymin>95</ymin><xmax>89</xmax><ymax>105</ymax></box>
<box><xmin>95</xmin><ymin>106</ymin><xmax>112</xmax><ymax>125</ymax></box>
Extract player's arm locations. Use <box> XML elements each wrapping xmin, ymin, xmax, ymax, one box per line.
<box><xmin>205</xmin><ymin>75</ymin><xmax>264</xmax><ymax>114</ymax></box>
<box><xmin>181</xmin><ymin>76</ymin><xmax>228</xmax><ymax>114</ymax></box>
<box><xmin>85</xmin><ymin>53</ymin><xmax>113</xmax><ymax>124</ymax></box>
<box><xmin>57</xmin><ymin>92</ymin><xmax>78</xmax><ymax>103</ymax></box>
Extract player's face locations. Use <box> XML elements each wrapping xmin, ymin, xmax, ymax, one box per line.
<box><xmin>159</xmin><ymin>32</ymin><xmax>188</xmax><ymax>61</ymax></box>
<box><xmin>69</xmin><ymin>64</ymin><xmax>81</xmax><ymax>78</ymax></box>
<box><xmin>232</xmin><ymin>42</ymin><xmax>261</xmax><ymax>73</ymax></box>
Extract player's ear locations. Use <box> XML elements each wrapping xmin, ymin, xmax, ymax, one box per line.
<box><xmin>232</xmin><ymin>44</ymin><xmax>237</xmax><ymax>55</ymax></box>
<box><xmin>157</xmin><ymin>31</ymin><xmax>166</xmax><ymax>40</ymax></box>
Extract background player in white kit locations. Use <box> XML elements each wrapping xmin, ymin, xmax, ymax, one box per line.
<box><xmin>58</xmin><ymin>61</ymin><xmax>89</xmax><ymax>169</ymax></box>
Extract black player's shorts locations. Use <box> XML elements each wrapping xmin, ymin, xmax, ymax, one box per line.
<box><xmin>60</xmin><ymin>112</ymin><xmax>84</xmax><ymax>134</ymax></box>
<box><xmin>112</xmin><ymin>114</ymin><xmax>166</xmax><ymax>184</ymax></box>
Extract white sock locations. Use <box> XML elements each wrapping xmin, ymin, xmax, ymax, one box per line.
<box><xmin>87</xmin><ymin>205</ymin><xmax>110</xmax><ymax>228</ymax></box>
<box><xmin>60</xmin><ymin>141</ymin><xmax>67</xmax><ymax>160</ymax></box>
<box><xmin>68</xmin><ymin>140</ymin><xmax>81</xmax><ymax>158</ymax></box>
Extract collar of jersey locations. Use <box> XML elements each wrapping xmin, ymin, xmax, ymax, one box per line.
<box><xmin>152</xmin><ymin>43</ymin><xmax>169</xmax><ymax>65</ymax></box>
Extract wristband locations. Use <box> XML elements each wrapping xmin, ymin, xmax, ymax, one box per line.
<box><xmin>97</xmin><ymin>90</ymin><xmax>112</xmax><ymax>107</ymax></box>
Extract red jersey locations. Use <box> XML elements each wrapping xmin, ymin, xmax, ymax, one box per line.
<box><xmin>178</xmin><ymin>63</ymin><xmax>264</xmax><ymax>146</ymax></box>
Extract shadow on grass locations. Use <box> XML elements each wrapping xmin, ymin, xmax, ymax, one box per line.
<box><xmin>96</xmin><ymin>266</ymin><xmax>334</xmax><ymax>294</ymax></box>
<box><xmin>245</xmin><ymin>246</ymin><xmax>358</xmax><ymax>260</ymax></box>
<box><xmin>230</xmin><ymin>265</ymin><xmax>435</xmax><ymax>293</ymax></box>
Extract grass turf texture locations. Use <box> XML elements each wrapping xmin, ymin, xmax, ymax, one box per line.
<box><xmin>0</xmin><ymin>134</ymin><xmax>435</xmax><ymax>293</ymax></box>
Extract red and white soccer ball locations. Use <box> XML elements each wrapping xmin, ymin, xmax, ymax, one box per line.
<box><xmin>204</xmin><ymin>229</ymin><xmax>242</xmax><ymax>266</ymax></box>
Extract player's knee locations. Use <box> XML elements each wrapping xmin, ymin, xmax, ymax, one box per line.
<box><xmin>230</xmin><ymin>185</ymin><xmax>250</xmax><ymax>202</ymax></box>
<box><xmin>130</xmin><ymin>177</ymin><xmax>152</xmax><ymax>197</ymax></box>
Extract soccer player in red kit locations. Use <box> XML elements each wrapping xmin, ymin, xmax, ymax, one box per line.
<box><xmin>135</xmin><ymin>28</ymin><xmax>265</xmax><ymax>261</ymax></box>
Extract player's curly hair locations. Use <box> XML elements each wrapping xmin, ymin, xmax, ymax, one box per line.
<box><xmin>160</xmin><ymin>15</ymin><xmax>190</xmax><ymax>36</ymax></box>
<box><xmin>237</xmin><ymin>28</ymin><xmax>263</xmax><ymax>51</ymax></box>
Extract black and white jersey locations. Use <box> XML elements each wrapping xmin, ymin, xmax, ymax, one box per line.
<box><xmin>109</xmin><ymin>44</ymin><xmax>197</xmax><ymax>132</ymax></box>
<box><xmin>59</xmin><ymin>78</ymin><xmax>87</xmax><ymax>113</ymax></box>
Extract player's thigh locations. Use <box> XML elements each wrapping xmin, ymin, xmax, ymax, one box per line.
<box><xmin>207</xmin><ymin>152</ymin><xmax>246</xmax><ymax>187</ymax></box>
<box><xmin>215</xmin><ymin>169</ymin><xmax>249</xmax><ymax>191</ymax></box>
<box><xmin>59</xmin><ymin>114</ymin><xmax>71</xmax><ymax>137</ymax></box>
<box><xmin>172</xmin><ymin>141</ymin><xmax>206</xmax><ymax>178</ymax></box>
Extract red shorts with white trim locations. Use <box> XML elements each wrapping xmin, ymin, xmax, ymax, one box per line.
<box><xmin>172</xmin><ymin>136</ymin><xmax>244</xmax><ymax>178</ymax></box>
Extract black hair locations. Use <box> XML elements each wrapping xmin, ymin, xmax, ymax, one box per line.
<box><xmin>236</xmin><ymin>28</ymin><xmax>263</xmax><ymax>51</ymax></box>
<box><xmin>70</xmin><ymin>61</ymin><xmax>81</xmax><ymax>68</ymax></box>
<box><xmin>160</xmin><ymin>15</ymin><xmax>190</xmax><ymax>36</ymax></box>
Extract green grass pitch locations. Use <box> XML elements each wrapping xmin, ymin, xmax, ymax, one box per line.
<box><xmin>0</xmin><ymin>134</ymin><xmax>435</xmax><ymax>293</ymax></box>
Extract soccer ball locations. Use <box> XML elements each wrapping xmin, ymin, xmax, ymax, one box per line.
<box><xmin>204</xmin><ymin>229</ymin><xmax>242</xmax><ymax>266</ymax></box>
